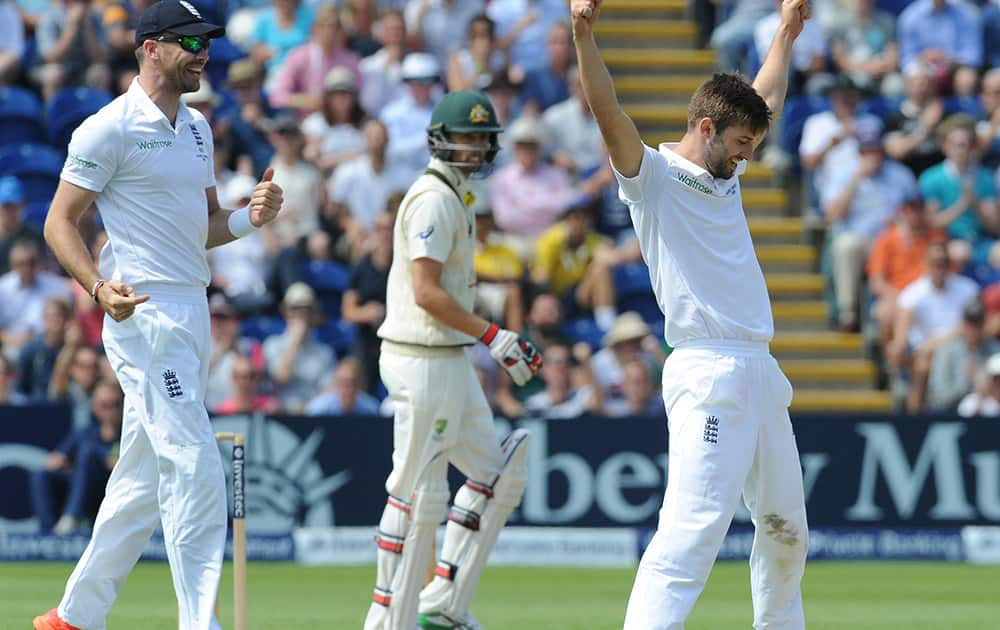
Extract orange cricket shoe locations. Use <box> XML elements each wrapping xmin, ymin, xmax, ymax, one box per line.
<box><xmin>32</xmin><ymin>609</ymin><xmax>80</xmax><ymax>630</ymax></box>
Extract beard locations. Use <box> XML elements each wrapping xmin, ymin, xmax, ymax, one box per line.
<box><xmin>704</xmin><ymin>134</ymin><xmax>737</xmax><ymax>179</ymax></box>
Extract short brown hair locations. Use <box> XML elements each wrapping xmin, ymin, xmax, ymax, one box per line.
<box><xmin>688</xmin><ymin>73</ymin><xmax>771</xmax><ymax>136</ymax></box>
<box><xmin>936</xmin><ymin>113</ymin><xmax>976</xmax><ymax>145</ymax></box>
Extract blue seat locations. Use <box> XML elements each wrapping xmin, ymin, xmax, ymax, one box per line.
<box><xmin>943</xmin><ymin>95</ymin><xmax>984</xmax><ymax>118</ymax></box>
<box><xmin>561</xmin><ymin>317</ymin><xmax>605</xmax><ymax>349</ymax></box>
<box><xmin>22</xmin><ymin>201</ymin><xmax>49</xmax><ymax>230</ymax></box>
<box><xmin>0</xmin><ymin>86</ymin><xmax>44</xmax><ymax>145</ymax></box>
<box><xmin>0</xmin><ymin>144</ymin><xmax>64</xmax><ymax>204</ymax></box>
<box><xmin>317</xmin><ymin>319</ymin><xmax>357</xmax><ymax>356</ymax></box>
<box><xmin>875</xmin><ymin>0</ymin><xmax>915</xmax><ymax>16</ymax></box>
<box><xmin>240</xmin><ymin>315</ymin><xmax>286</xmax><ymax>341</ymax></box>
<box><xmin>46</xmin><ymin>87</ymin><xmax>113</xmax><ymax>149</ymax></box>
<box><xmin>613</xmin><ymin>263</ymin><xmax>653</xmax><ymax>300</ymax></box>
<box><xmin>303</xmin><ymin>260</ymin><xmax>350</xmax><ymax>291</ymax></box>
<box><xmin>619</xmin><ymin>294</ymin><xmax>663</xmax><ymax>325</ymax></box>
<box><xmin>857</xmin><ymin>96</ymin><xmax>904</xmax><ymax>124</ymax></box>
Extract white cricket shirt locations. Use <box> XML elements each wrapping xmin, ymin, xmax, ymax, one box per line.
<box><xmin>378</xmin><ymin>158</ymin><xmax>477</xmax><ymax>347</ymax></box>
<box><xmin>613</xmin><ymin>143</ymin><xmax>774</xmax><ymax>346</ymax></box>
<box><xmin>61</xmin><ymin>78</ymin><xmax>216</xmax><ymax>288</ymax></box>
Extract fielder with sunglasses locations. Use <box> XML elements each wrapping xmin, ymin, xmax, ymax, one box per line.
<box><xmin>33</xmin><ymin>2</ymin><xmax>284</xmax><ymax>629</ymax></box>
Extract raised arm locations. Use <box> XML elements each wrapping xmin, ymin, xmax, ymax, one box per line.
<box><xmin>570</xmin><ymin>1</ymin><xmax>643</xmax><ymax>177</ymax></box>
<box><xmin>752</xmin><ymin>0</ymin><xmax>810</xmax><ymax>124</ymax></box>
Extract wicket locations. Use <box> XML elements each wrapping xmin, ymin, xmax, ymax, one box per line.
<box><xmin>215</xmin><ymin>432</ymin><xmax>247</xmax><ymax>630</ymax></box>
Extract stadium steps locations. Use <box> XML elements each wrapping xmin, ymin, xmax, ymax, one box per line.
<box><xmin>597</xmin><ymin>8</ymin><xmax>886</xmax><ymax>410</ymax></box>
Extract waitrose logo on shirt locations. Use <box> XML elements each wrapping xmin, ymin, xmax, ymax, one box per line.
<box><xmin>675</xmin><ymin>172</ymin><xmax>712</xmax><ymax>195</ymax></box>
<box><xmin>136</xmin><ymin>139</ymin><xmax>173</xmax><ymax>150</ymax></box>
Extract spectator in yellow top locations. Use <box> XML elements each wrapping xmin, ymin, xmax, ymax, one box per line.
<box><xmin>472</xmin><ymin>188</ymin><xmax>524</xmax><ymax>332</ymax></box>
<box><xmin>532</xmin><ymin>196</ymin><xmax>616</xmax><ymax>330</ymax></box>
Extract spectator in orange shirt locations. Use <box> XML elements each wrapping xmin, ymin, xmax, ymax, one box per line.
<box><xmin>867</xmin><ymin>192</ymin><xmax>946</xmax><ymax>351</ymax></box>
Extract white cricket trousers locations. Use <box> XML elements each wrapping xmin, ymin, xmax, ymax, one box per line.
<box><xmin>58</xmin><ymin>284</ymin><xmax>227</xmax><ymax>630</ymax></box>
<box><xmin>624</xmin><ymin>340</ymin><xmax>808</xmax><ymax>630</ymax></box>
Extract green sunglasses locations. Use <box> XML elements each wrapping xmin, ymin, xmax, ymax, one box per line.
<box><xmin>155</xmin><ymin>34</ymin><xmax>212</xmax><ymax>54</ymax></box>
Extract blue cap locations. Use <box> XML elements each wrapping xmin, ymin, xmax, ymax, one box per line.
<box><xmin>856</xmin><ymin>118</ymin><xmax>884</xmax><ymax>150</ymax></box>
<box><xmin>901</xmin><ymin>189</ymin><xmax>924</xmax><ymax>206</ymax></box>
<box><xmin>0</xmin><ymin>176</ymin><xmax>23</xmax><ymax>205</ymax></box>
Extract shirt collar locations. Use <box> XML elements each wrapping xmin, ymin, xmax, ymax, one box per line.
<box><xmin>127</xmin><ymin>77</ymin><xmax>195</xmax><ymax>131</ymax></box>
<box><xmin>659</xmin><ymin>142</ymin><xmax>745</xmax><ymax>190</ymax></box>
<box><xmin>428</xmin><ymin>157</ymin><xmax>472</xmax><ymax>202</ymax></box>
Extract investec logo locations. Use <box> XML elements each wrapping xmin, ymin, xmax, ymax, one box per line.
<box><xmin>136</xmin><ymin>139</ymin><xmax>173</xmax><ymax>150</ymax></box>
<box><xmin>675</xmin><ymin>171</ymin><xmax>712</xmax><ymax>194</ymax></box>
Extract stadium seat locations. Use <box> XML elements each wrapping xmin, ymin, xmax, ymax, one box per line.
<box><xmin>613</xmin><ymin>263</ymin><xmax>653</xmax><ymax>300</ymax></box>
<box><xmin>778</xmin><ymin>95</ymin><xmax>829</xmax><ymax>171</ymax></box>
<box><xmin>317</xmin><ymin>319</ymin><xmax>357</xmax><ymax>356</ymax></box>
<box><xmin>857</xmin><ymin>96</ymin><xmax>904</xmax><ymax>123</ymax></box>
<box><xmin>240</xmin><ymin>315</ymin><xmax>286</xmax><ymax>341</ymax></box>
<box><xmin>875</xmin><ymin>0</ymin><xmax>915</xmax><ymax>16</ymax></box>
<box><xmin>46</xmin><ymin>87</ymin><xmax>113</xmax><ymax>149</ymax></box>
<box><xmin>0</xmin><ymin>86</ymin><xmax>45</xmax><ymax>145</ymax></box>
<box><xmin>22</xmin><ymin>201</ymin><xmax>49</xmax><ymax>230</ymax></box>
<box><xmin>561</xmin><ymin>317</ymin><xmax>605</xmax><ymax>349</ymax></box>
<box><xmin>0</xmin><ymin>144</ymin><xmax>64</xmax><ymax>204</ymax></box>
<box><xmin>303</xmin><ymin>260</ymin><xmax>350</xmax><ymax>318</ymax></box>
<box><xmin>943</xmin><ymin>95</ymin><xmax>984</xmax><ymax>118</ymax></box>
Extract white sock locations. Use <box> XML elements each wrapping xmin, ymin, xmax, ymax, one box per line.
<box><xmin>595</xmin><ymin>307</ymin><xmax>617</xmax><ymax>331</ymax></box>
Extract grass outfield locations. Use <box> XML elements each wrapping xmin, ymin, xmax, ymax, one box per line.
<box><xmin>2</xmin><ymin>561</ymin><xmax>998</xmax><ymax>628</ymax></box>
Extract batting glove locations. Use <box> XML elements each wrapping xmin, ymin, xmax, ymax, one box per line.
<box><xmin>480</xmin><ymin>323</ymin><xmax>543</xmax><ymax>386</ymax></box>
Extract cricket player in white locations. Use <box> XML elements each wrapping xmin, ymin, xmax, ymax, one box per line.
<box><xmin>33</xmin><ymin>2</ymin><xmax>283</xmax><ymax>629</ymax></box>
<box><xmin>364</xmin><ymin>91</ymin><xmax>543</xmax><ymax>630</ymax></box>
<box><xmin>572</xmin><ymin>1</ymin><xmax>811</xmax><ymax>629</ymax></box>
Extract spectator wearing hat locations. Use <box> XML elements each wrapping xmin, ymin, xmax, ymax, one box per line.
<box><xmin>829</xmin><ymin>0</ymin><xmax>900</xmax><ymax>97</ymax></box>
<box><xmin>249</xmin><ymin>0</ymin><xmax>314</xmax><ymax>76</ymax></box>
<box><xmin>532</xmin><ymin>196</ymin><xmax>618</xmax><ymax>331</ymax></box>
<box><xmin>359</xmin><ymin>8</ymin><xmax>409</xmax><ymax>117</ymax></box>
<box><xmin>379</xmin><ymin>51</ymin><xmax>440</xmax><ymax>180</ymax></box>
<box><xmin>213</xmin><ymin>354</ymin><xmax>279</xmax><ymax>415</ymax></box>
<box><xmin>306</xmin><ymin>356</ymin><xmax>380</xmax><ymax>416</ymax></box>
<box><xmin>518</xmin><ymin>21</ymin><xmax>573</xmax><ymax>115</ymax></box>
<box><xmin>799</xmin><ymin>76</ymin><xmax>883</xmax><ymax>196</ymax></box>
<box><xmin>957</xmin><ymin>352</ymin><xmax>1000</xmax><ymax>417</ymax></box>
<box><xmin>0</xmin><ymin>240</ymin><xmax>73</xmax><ymax>356</ymax></box>
<box><xmin>591</xmin><ymin>311</ymin><xmax>665</xmax><ymax>403</ymax></box>
<box><xmin>205</xmin><ymin>292</ymin><xmax>265</xmax><ymax>410</ymax></box>
<box><xmin>264</xmin><ymin>281</ymin><xmax>335</xmax><ymax>413</ymax></box>
<box><xmin>821</xmin><ymin>120</ymin><xmax>917</xmax><ymax>332</ymax></box>
<box><xmin>919</xmin><ymin>114</ymin><xmax>999</xmax><ymax>269</ymax></box>
<box><xmin>885</xmin><ymin>61</ymin><xmax>946</xmax><ymax>176</ymax></box>
<box><xmin>407</xmin><ymin>0</ymin><xmax>485</xmax><ymax>71</ymax></box>
<box><xmin>341</xmin><ymin>207</ymin><xmax>393</xmax><ymax>396</ymax></box>
<box><xmin>445</xmin><ymin>13</ymin><xmax>505</xmax><ymax>93</ymax></box>
<box><xmin>33</xmin><ymin>0</ymin><xmax>110</xmax><ymax>101</ymax></box>
<box><xmin>472</xmin><ymin>189</ymin><xmax>525</xmax><ymax>332</ymax></box>
<box><xmin>265</xmin><ymin>112</ymin><xmax>324</xmax><ymax>248</ymax></box>
<box><xmin>207</xmin><ymin>174</ymin><xmax>273</xmax><ymax>313</ymax></box>
<box><xmin>224</xmin><ymin>59</ymin><xmax>276</xmax><ymax>177</ymax></box>
<box><xmin>302</xmin><ymin>66</ymin><xmax>367</xmax><ymax>175</ymax></box>
<box><xmin>268</xmin><ymin>3</ymin><xmax>361</xmax><ymax>112</ymax></box>
<box><xmin>927</xmin><ymin>298</ymin><xmax>998</xmax><ymax>412</ymax></box>
<box><xmin>0</xmin><ymin>176</ymin><xmax>44</xmax><ymax>276</ymax></box>
<box><xmin>488</xmin><ymin>115</ymin><xmax>580</xmax><ymax>243</ymax></box>
<box><xmin>889</xmin><ymin>240</ymin><xmax>979</xmax><ymax>414</ymax></box>
<box><xmin>327</xmin><ymin>119</ymin><xmax>412</xmax><ymax>242</ymax></box>
<box><xmin>867</xmin><ymin>192</ymin><xmax>947</xmax><ymax>353</ymax></box>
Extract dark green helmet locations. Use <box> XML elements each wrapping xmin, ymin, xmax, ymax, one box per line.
<box><xmin>427</xmin><ymin>91</ymin><xmax>503</xmax><ymax>169</ymax></box>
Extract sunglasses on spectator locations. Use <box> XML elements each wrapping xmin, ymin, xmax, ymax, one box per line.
<box><xmin>156</xmin><ymin>34</ymin><xmax>212</xmax><ymax>54</ymax></box>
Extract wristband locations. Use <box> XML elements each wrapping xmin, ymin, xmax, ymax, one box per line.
<box><xmin>227</xmin><ymin>205</ymin><xmax>258</xmax><ymax>238</ymax></box>
<box><xmin>480</xmin><ymin>322</ymin><xmax>500</xmax><ymax>345</ymax></box>
<box><xmin>91</xmin><ymin>279</ymin><xmax>106</xmax><ymax>303</ymax></box>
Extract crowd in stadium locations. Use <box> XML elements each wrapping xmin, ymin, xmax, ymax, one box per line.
<box><xmin>2</xmin><ymin>0</ymin><xmax>1000</xmax><ymax>470</ymax></box>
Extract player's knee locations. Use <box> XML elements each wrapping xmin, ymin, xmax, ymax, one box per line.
<box><xmin>412</xmin><ymin>482</ymin><xmax>449</xmax><ymax>526</ymax></box>
<box><xmin>761</xmin><ymin>510</ymin><xmax>808</xmax><ymax>569</ymax></box>
<box><xmin>493</xmin><ymin>429</ymin><xmax>530</xmax><ymax>509</ymax></box>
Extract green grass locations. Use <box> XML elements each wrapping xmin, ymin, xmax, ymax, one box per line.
<box><xmin>2</xmin><ymin>561</ymin><xmax>998</xmax><ymax>628</ymax></box>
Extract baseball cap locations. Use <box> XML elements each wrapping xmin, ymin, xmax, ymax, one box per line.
<box><xmin>283</xmin><ymin>282</ymin><xmax>316</xmax><ymax>308</ymax></box>
<box><xmin>135</xmin><ymin>0</ymin><xmax>225</xmax><ymax>48</ymax></box>
<box><xmin>508</xmin><ymin>116</ymin><xmax>547</xmax><ymax>145</ymax></box>
<box><xmin>401</xmin><ymin>53</ymin><xmax>440</xmax><ymax>83</ymax></box>
<box><xmin>900</xmin><ymin>189</ymin><xmax>925</xmax><ymax>207</ymax></box>
<box><xmin>855</xmin><ymin>118</ymin><xmax>884</xmax><ymax>151</ymax></box>
<box><xmin>0</xmin><ymin>176</ymin><xmax>24</xmax><ymax>205</ymax></box>
<box><xmin>323</xmin><ymin>66</ymin><xmax>357</xmax><ymax>93</ymax></box>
